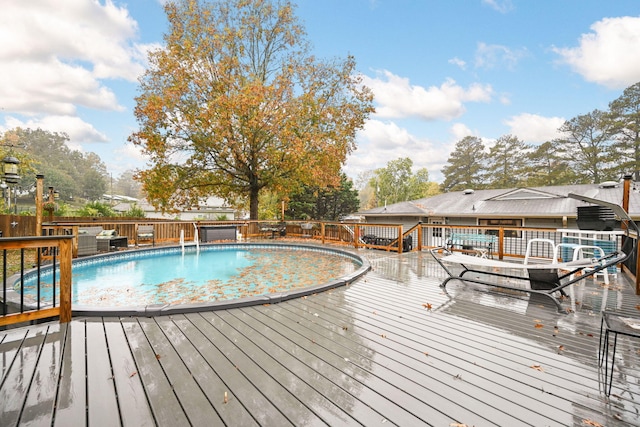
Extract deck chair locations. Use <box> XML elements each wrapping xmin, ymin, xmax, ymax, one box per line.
<box><xmin>430</xmin><ymin>193</ymin><xmax>637</xmax><ymax>312</ymax></box>
<box><xmin>136</xmin><ymin>225</ymin><xmax>155</xmax><ymax>247</ymax></box>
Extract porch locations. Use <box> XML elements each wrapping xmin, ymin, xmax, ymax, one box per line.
<box><xmin>1</xmin><ymin>248</ymin><xmax>639</xmax><ymax>426</ymax></box>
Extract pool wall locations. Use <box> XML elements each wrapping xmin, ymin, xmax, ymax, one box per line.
<box><xmin>11</xmin><ymin>243</ymin><xmax>371</xmax><ymax>318</ymax></box>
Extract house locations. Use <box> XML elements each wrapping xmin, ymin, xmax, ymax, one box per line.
<box><xmin>112</xmin><ymin>196</ymin><xmax>236</xmax><ymax>220</ymax></box>
<box><xmin>357</xmin><ymin>181</ymin><xmax>640</xmax><ymax>231</ymax></box>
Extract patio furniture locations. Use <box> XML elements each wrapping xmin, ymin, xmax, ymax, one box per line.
<box><xmin>447</xmin><ymin>232</ymin><xmax>496</xmax><ymax>258</ymax></box>
<box><xmin>430</xmin><ymin>193</ymin><xmax>636</xmax><ymax>312</ymax></box>
<box><xmin>96</xmin><ymin>229</ymin><xmax>128</xmax><ymax>251</ymax></box>
<box><xmin>599</xmin><ymin>311</ymin><xmax>640</xmax><ymax>396</ymax></box>
<box><xmin>200</xmin><ymin>225</ymin><xmax>236</xmax><ymax>242</ymax></box>
<box><xmin>136</xmin><ymin>225</ymin><xmax>155</xmax><ymax>246</ymax></box>
<box><xmin>77</xmin><ymin>226</ymin><xmax>103</xmax><ymax>256</ymax></box>
<box><xmin>260</xmin><ymin>223</ymin><xmax>286</xmax><ymax>239</ymax></box>
<box><xmin>524</xmin><ymin>238</ymin><xmax>610</xmax><ymax>284</ymax></box>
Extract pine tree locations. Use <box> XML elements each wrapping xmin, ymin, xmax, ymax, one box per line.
<box><xmin>441</xmin><ymin>136</ymin><xmax>487</xmax><ymax>192</ymax></box>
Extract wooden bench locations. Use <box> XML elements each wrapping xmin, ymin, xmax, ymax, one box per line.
<box><xmin>447</xmin><ymin>232</ymin><xmax>496</xmax><ymax>258</ymax></box>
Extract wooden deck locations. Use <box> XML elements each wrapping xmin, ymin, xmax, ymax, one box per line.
<box><xmin>2</xmin><ymin>249</ymin><xmax>640</xmax><ymax>426</ymax></box>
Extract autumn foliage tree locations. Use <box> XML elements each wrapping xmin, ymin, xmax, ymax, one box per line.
<box><xmin>130</xmin><ymin>0</ymin><xmax>374</xmax><ymax>219</ymax></box>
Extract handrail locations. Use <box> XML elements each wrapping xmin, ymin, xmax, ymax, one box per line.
<box><xmin>0</xmin><ymin>235</ymin><xmax>73</xmax><ymax>326</ymax></box>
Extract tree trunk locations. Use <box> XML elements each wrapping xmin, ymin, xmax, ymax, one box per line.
<box><xmin>249</xmin><ymin>186</ymin><xmax>259</xmax><ymax>220</ymax></box>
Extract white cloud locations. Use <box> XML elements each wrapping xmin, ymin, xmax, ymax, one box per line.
<box><xmin>474</xmin><ymin>42</ymin><xmax>528</xmax><ymax>70</ymax></box>
<box><xmin>448</xmin><ymin>57</ymin><xmax>467</xmax><ymax>70</ymax></box>
<box><xmin>344</xmin><ymin>119</ymin><xmax>449</xmax><ymax>182</ymax></box>
<box><xmin>450</xmin><ymin>123</ymin><xmax>474</xmax><ymax>141</ymax></box>
<box><xmin>504</xmin><ymin>113</ymin><xmax>565</xmax><ymax>143</ymax></box>
<box><xmin>553</xmin><ymin>16</ymin><xmax>640</xmax><ymax>89</ymax></box>
<box><xmin>482</xmin><ymin>0</ymin><xmax>514</xmax><ymax>14</ymax></box>
<box><xmin>362</xmin><ymin>71</ymin><xmax>493</xmax><ymax>121</ymax></box>
<box><xmin>0</xmin><ymin>0</ymin><xmax>152</xmax><ymax>116</ymax></box>
<box><xmin>2</xmin><ymin>115</ymin><xmax>109</xmax><ymax>146</ymax></box>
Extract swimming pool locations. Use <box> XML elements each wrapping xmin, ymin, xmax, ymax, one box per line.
<box><xmin>15</xmin><ymin>243</ymin><xmax>370</xmax><ymax>316</ymax></box>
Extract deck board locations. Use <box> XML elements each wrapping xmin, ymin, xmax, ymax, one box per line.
<box><xmin>246</xmin><ymin>305</ymin><xmax>434</xmax><ymax>426</ymax></box>
<box><xmin>137</xmin><ymin>316</ymin><xmax>224</xmax><ymax>426</ymax></box>
<box><xmin>103</xmin><ymin>318</ymin><xmax>155</xmax><ymax>427</ymax></box>
<box><xmin>227</xmin><ymin>307</ymin><xmax>394</xmax><ymax>426</ymax></box>
<box><xmin>54</xmin><ymin>321</ymin><xmax>86</xmax><ymax>427</ymax></box>
<box><xmin>86</xmin><ymin>318</ymin><xmax>120</xmax><ymax>427</ymax></box>
<box><xmin>214</xmin><ymin>310</ymin><xmax>356</xmax><ymax>426</ymax></box>
<box><xmin>0</xmin><ymin>325</ymin><xmax>48</xmax><ymax>426</ymax></box>
<box><xmin>1</xmin><ymin>248</ymin><xmax>640</xmax><ymax>426</ymax></box>
<box><xmin>186</xmin><ymin>313</ymin><xmax>296</xmax><ymax>426</ymax></box>
<box><xmin>120</xmin><ymin>318</ymin><xmax>189</xmax><ymax>427</ymax></box>
<box><xmin>20</xmin><ymin>323</ymin><xmax>63</xmax><ymax>425</ymax></box>
<box><xmin>165</xmin><ymin>315</ymin><xmax>258</xmax><ymax>427</ymax></box>
<box><xmin>277</xmin><ymin>295</ymin><xmax>560</xmax><ymax>426</ymax></box>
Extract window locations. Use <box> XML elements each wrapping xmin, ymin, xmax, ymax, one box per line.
<box><xmin>479</xmin><ymin>218</ymin><xmax>523</xmax><ymax>238</ymax></box>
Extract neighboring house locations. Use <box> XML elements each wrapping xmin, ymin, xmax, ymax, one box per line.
<box><xmin>112</xmin><ymin>196</ymin><xmax>236</xmax><ymax>220</ymax></box>
<box><xmin>357</xmin><ymin>181</ymin><xmax>640</xmax><ymax>231</ymax></box>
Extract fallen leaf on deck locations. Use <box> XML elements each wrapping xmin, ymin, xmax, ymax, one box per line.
<box><xmin>582</xmin><ymin>419</ymin><xmax>603</xmax><ymax>427</ymax></box>
<box><xmin>558</xmin><ymin>345</ymin><xmax>565</xmax><ymax>352</ymax></box>
<box><xmin>530</xmin><ymin>364</ymin><xmax>544</xmax><ymax>371</ymax></box>
<box><xmin>129</xmin><ymin>371</ymin><xmax>137</xmax><ymax>378</ymax></box>
<box><xmin>450</xmin><ymin>423</ymin><xmax>469</xmax><ymax>427</ymax></box>
<box><xmin>534</xmin><ymin>323</ymin><xmax>544</xmax><ymax>329</ymax></box>
<box><xmin>422</xmin><ymin>303</ymin><xmax>432</xmax><ymax>310</ymax></box>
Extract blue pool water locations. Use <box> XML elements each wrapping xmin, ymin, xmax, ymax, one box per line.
<box><xmin>20</xmin><ymin>245</ymin><xmax>362</xmax><ymax>308</ymax></box>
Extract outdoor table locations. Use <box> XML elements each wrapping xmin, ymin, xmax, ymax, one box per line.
<box><xmin>97</xmin><ymin>236</ymin><xmax>128</xmax><ymax>252</ymax></box>
<box><xmin>598</xmin><ymin>311</ymin><xmax>640</xmax><ymax>396</ymax></box>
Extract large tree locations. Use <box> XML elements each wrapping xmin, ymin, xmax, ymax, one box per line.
<box><xmin>523</xmin><ymin>141</ymin><xmax>577</xmax><ymax>186</ymax></box>
<box><xmin>130</xmin><ymin>0</ymin><xmax>374</xmax><ymax>219</ymax></box>
<box><xmin>4</xmin><ymin>128</ymin><xmax>107</xmax><ymax>202</ymax></box>
<box><xmin>608</xmin><ymin>81</ymin><xmax>640</xmax><ymax>175</ymax></box>
<box><xmin>287</xmin><ymin>172</ymin><xmax>359</xmax><ymax>220</ymax></box>
<box><xmin>555</xmin><ymin>109</ymin><xmax>616</xmax><ymax>184</ymax></box>
<box><xmin>440</xmin><ymin>136</ymin><xmax>487</xmax><ymax>192</ymax></box>
<box><xmin>485</xmin><ymin>134</ymin><xmax>530</xmax><ymax>188</ymax></box>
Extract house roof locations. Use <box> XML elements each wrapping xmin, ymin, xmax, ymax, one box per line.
<box><xmin>357</xmin><ymin>182</ymin><xmax>640</xmax><ymax>219</ymax></box>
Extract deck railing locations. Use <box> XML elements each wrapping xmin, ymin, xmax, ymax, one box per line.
<box><xmin>0</xmin><ymin>236</ymin><xmax>73</xmax><ymax>327</ymax></box>
<box><xmin>1</xmin><ymin>221</ymin><xmax>637</xmax><ymax>328</ymax></box>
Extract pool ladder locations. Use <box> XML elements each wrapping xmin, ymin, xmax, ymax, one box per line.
<box><xmin>180</xmin><ymin>223</ymin><xmax>200</xmax><ymax>255</ymax></box>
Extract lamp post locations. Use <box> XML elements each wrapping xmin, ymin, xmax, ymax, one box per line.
<box><xmin>2</xmin><ymin>155</ymin><xmax>20</xmax><ymax>214</ymax></box>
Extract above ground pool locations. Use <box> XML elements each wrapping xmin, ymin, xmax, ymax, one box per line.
<box><xmin>17</xmin><ymin>243</ymin><xmax>370</xmax><ymax>315</ymax></box>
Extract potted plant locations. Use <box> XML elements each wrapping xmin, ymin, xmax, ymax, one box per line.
<box><xmin>43</xmin><ymin>201</ymin><xmax>58</xmax><ymax>213</ymax></box>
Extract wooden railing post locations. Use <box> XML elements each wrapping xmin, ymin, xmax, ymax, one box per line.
<box><xmin>58</xmin><ymin>238</ymin><xmax>73</xmax><ymax>323</ymax></box>
<box><xmin>498</xmin><ymin>227</ymin><xmax>505</xmax><ymax>259</ymax></box>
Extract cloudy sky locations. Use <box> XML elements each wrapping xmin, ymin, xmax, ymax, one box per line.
<box><xmin>1</xmin><ymin>0</ymin><xmax>640</xmax><ymax>184</ymax></box>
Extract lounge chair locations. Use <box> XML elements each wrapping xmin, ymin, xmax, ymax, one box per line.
<box><xmin>430</xmin><ymin>194</ymin><xmax>637</xmax><ymax>312</ymax></box>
